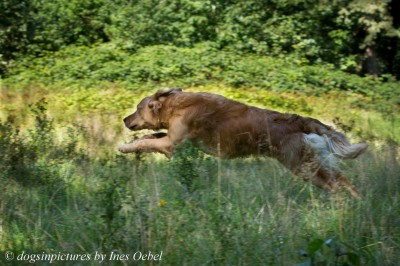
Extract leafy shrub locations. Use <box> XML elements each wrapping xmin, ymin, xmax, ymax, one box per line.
<box><xmin>170</xmin><ymin>141</ymin><xmax>208</xmax><ymax>192</ymax></box>
<box><xmin>1</xmin><ymin>0</ymin><xmax>398</xmax><ymax>78</ymax></box>
<box><xmin>0</xmin><ymin>99</ymin><xmax>84</xmax><ymax>186</ymax></box>
<box><xmin>297</xmin><ymin>237</ymin><xmax>374</xmax><ymax>266</ymax></box>
<box><xmin>4</xmin><ymin>43</ymin><xmax>399</xmax><ymax>116</ymax></box>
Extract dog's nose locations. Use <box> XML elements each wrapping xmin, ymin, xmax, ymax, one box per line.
<box><xmin>123</xmin><ymin>116</ymin><xmax>132</xmax><ymax>125</ymax></box>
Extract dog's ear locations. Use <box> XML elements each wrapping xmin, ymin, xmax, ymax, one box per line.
<box><xmin>148</xmin><ymin>100</ymin><xmax>162</xmax><ymax>112</ymax></box>
<box><xmin>148</xmin><ymin>88</ymin><xmax>182</xmax><ymax>114</ymax></box>
<box><xmin>154</xmin><ymin>88</ymin><xmax>183</xmax><ymax>100</ymax></box>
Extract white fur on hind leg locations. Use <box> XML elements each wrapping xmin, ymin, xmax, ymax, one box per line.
<box><xmin>304</xmin><ymin>133</ymin><xmax>338</xmax><ymax>169</ymax></box>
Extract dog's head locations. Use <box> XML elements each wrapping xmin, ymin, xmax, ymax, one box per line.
<box><xmin>123</xmin><ymin>88</ymin><xmax>182</xmax><ymax>130</ymax></box>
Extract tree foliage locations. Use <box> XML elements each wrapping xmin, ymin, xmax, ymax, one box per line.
<box><xmin>1</xmin><ymin>0</ymin><xmax>399</xmax><ymax>77</ymax></box>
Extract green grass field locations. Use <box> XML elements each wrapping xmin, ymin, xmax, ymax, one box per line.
<box><xmin>1</xmin><ymin>43</ymin><xmax>400</xmax><ymax>265</ymax></box>
<box><xmin>1</xmin><ymin>83</ymin><xmax>399</xmax><ymax>265</ymax></box>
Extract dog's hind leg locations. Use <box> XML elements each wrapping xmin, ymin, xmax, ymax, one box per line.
<box><xmin>302</xmin><ymin>133</ymin><xmax>361</xmax><ymax>199</ymax></box>
<box><xmin>312</xmin><ymin>168</ymin><xmax>361</xmax><ymax>199</ymax></box>
<box><xmin>310</xmin><ymin>168</ymin><xmax>360</xmax><ymax>199</ymax></box>
<box><xmin>311</xmin><ymin>169</ymin><xmax>339</xmax><ymax>192</ymax></box>
<box><xmin>335</xmin><ymin>172</ymin><xmax>360</xmax><ymax>199</ymax></box>
<box><xmin>293</xmin><ymin>160</ymin><xmax>339</xmax><ymax>193</ymax></box>
<box><xmin>292</xmin><ymin>155</ymin><xmax>360</xmax><ymax>199</ymax></box>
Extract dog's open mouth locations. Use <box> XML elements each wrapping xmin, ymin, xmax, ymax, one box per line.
<box><xmin>149</xmin><ymin>132</ymin><xmax>167</xmax><ymax>138</ymax></box>
<box><xmin>135</xmin><ymin>132</ymin><xmax>167</xmax><ymax>140</ymax></box>
<box><xmin>127</xmin><ymin>124</ymin><xmax>137</xmax><ymax>130</ymax></box>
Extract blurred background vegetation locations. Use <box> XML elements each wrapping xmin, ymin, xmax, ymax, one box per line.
<box><xmin>1</xmin><ymin>0</ymin><xmax>399</xmax><ymax>77</ymax></box>
<box><xmin>1</xmin><ymin>0</ymin><xmax>400</xmax><ymax>265</ymax></box>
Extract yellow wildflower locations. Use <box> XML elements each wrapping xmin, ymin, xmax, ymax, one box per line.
<box><xmin>158</xmin><ymin>199</ymin><xmax>167</xmax><ymax>207</ymax></box>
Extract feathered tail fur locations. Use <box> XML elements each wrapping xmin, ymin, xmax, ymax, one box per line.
<box><xmin>304</xmin><ymin>132</ymin><xmax>368</xmax><ymax>160</ymax></box>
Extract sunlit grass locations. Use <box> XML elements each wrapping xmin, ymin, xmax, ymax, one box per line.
<box><xmin>1</xmin><ymin>84</ymin><xmax>399</xmax><ymax>265</ymax></box>
<box><xmin>1</xmin><ymin>84</ymin><xmax>399</xmax><ymax>144</ymax></box>
<box><xmin>1</xmin><ymin>147</ymin><xmax>399</xmax><ymax>264</ymax></box>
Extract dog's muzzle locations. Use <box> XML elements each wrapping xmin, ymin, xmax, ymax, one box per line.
<box><xmin>123</xmin><ymin>117</ymin><xmax>137</xmax><ymax>130</ymax></box>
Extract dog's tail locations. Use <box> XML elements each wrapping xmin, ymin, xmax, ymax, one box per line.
<box><xmin>301</xmin><ymin>117</ymin><xmax>368</xmax><ymax>159</ymax></box>
<box><xmin>324</xmin><ymin>133</ymin><xmax>368</xmax><ymax>159</ymax></box>
<box><xmin>304</xmin><ymin>132</ymin><xmax>368</xmax><ymax>159</ymax></box>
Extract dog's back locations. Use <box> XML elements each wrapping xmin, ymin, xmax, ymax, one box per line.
<box><xmin>164</xmin><ymin>92</ymin><xmax>271</xmax><ymax>157</ymax></box>
<box><xmin>165</xmin><ymin>92</ymin><xmax>367</xmax><ymax>160</ymax></box>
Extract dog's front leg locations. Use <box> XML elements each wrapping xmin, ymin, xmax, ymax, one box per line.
<box><xmin>118</xmin><ymin>137</ymin><xmax>174</xmax><ymax>158</ymax></box>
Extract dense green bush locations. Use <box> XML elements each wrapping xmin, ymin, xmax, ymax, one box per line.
<box><xmin>1</xmin><ymin>0</ymin><xmax>399</xmax><ymax>77</ymax></box>
<box><xmin>0</xmin><ymin>99</ymin><xmax>84</xmax><ymax>186</ymax></box>
<box><xmin>4</xmin><ymin>43</ymin><xmax>399</xmax><ymax>116</ymax></box>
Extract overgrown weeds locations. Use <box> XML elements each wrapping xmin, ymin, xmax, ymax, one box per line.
<box><xmin>0</xmin><ymin>99</ymin><xmax>82</xmax><ymax>186</ymax></box>
<box><xmin>0</xmin><ymin>91</ymin><xmax>399</xmax><ymax>265</ymax></box>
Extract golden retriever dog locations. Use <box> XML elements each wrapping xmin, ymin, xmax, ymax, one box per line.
<box><xmin>119</xmin><ymin>88</ymin><xmax>367</xmax><ymax>198</ymax></box>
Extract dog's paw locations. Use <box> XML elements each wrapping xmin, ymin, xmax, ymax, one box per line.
<box><xmin>118</xmin><ymin>144</ymin><xmax>131</xmax><ymax>153</ymax></box>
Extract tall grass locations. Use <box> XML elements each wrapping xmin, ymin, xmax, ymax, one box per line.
<box><xmin>0</xmin><ymin>97</ymin><xmax>399</xmax><ymax>265</ymax></box>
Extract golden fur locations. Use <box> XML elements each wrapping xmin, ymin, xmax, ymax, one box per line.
<box><xmin>119</xmin><ymin>88</ymin><xmax>367</xmax><ymax>198</ymax></box>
